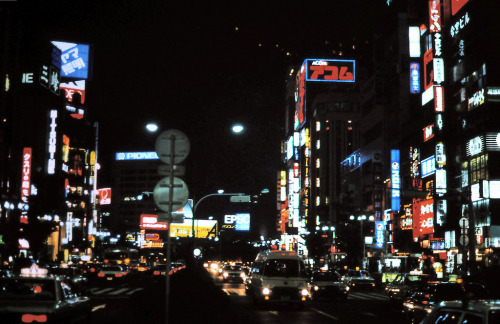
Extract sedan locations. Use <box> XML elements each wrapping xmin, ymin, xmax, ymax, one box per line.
<box><xmin>97</xmin><ymin>265</ymin><xmax>128</xmax><ymax>281</ymax></box>
<box><xmin>0</xmin><ymin>266</ymin><xmax>92</xmax><ymax>323</ymax></box>
<box><xmin>310</xmin><ymin>270</ymin><xmax>349</xmax><ymax>301</ymax></box>
<box><xmin>222</xmin><ymin>265</ymin><xmax>246</xmax><ymax>283</ymax></box>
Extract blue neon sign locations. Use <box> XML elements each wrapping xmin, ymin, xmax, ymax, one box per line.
<box><xmin>375</xmin><ymin>221</ymin><xmax>385</xmax><ymax>249</ymax></box>
<box><xmin>391</xmin><ymin>150</ymin><xmax>400</xmax><ymax>212</ymax></box>
<box><xmin>421</xmin><ymin>156</ymin><xmax>436</xmax><ymax>177</ymax></box>
<box><xmin>52</xmin><ymin>41</ymin><xmax>90</xmax><ymax>79</ymax></box>
<box><xmin>115</xmin><ymin>152</ymin><xmax>159</xmax><ymax>161</ymax></box>
<box><xmin>410</xmin><ymin>63</ymin><xmax>420</xmax><ymax>94</ymax></box>
<box><xmin>235</xmin><ymin>213</ymin><xmax>250</xmax><ymax>231</ymax></box>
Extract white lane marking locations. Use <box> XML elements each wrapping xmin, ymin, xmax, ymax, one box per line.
<box><xmin>92</xmin><ymin>304</ymin><xmax>106</xmax><ymax>312</ymax></box>
<box><xmin>108</xmin><ymin>288</ymin><xmax>130</xmax><ymax>295</ymax></box>
<box><xmin>126</xmin><ymin>288</ymin><xmax>143</xmax><ymax>295</ymax></box>
<box><xmin>92</xmin><ymin>287</ymin><xmax>114</xmax><ymax>295</ymax></box>
<box><xmin>364</xmin><ymin>312</ymin><xmax>377</xmax><ymax>317</ymax></box>
<box><xmin>310</xmin><ymin>307</ymin><xmax>339</xmax><ymax>321</ymax></box>
<box><xmin>269</xmin><ymin>311</ymin><xmax>279</xmax><ymax>316</ymax></box>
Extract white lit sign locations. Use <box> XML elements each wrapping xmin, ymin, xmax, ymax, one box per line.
<box><xmin>435</xmin><ymin>169</ymin><xmax>447</xmax><ymax>196</ymax></box>
<box><xmin>422</xmin><ymin>86</ymin><xmax>434</xmax><ymax>106</ymax></box>
<box><xmin>433</xmin><ymin>33</ymin><xmax>442</xmax><ymax>57</ymax></box>
<box><xmin>409</xmin><ymin>27</ymin><xmax>421</xmax><ymax>57</ymax></box>
<box><xmin>467</xmin><ymin>136</ymin><xmax>484</xmax><ymax>156</ymax></box>
<box><xmin>450</xmin><ymin>12</ymin><xmax>470</xmax><ymax>38</ymax></box>
<box><xmin>47</xmin><ymin>110</ymin><xmax>58</xmax><ymax>174</ymax></box>
<box><xmin>421</xmin><ymin>156</ymin><xmax>436</xmax><ymax>178</ymax></box>
<box><xmin>434</xmin><ymin>86</ymin><xmax>444</xmax><ymax>112</ymax></box>
<box><xmin>490</xmin><ymin>181</ymin><xmax>500</xmax><ymax>199</ymax></box>
<box><xmin>468</xmin><ymin>89</ymin><xmax>485</xmax><ymax>111</ymax></box>
<box><xmin>115</xmin><ymin>152</ymin><xmax>159</xmax><ymax>161</ymax></box>
<box><xmin>435</xmin><ymin>142</ymin><xmax>446</xmax><ymax>167</ymax></box>
<box><xmin>485</xmin><ymin>133</ymin><xmax>500</xmax><ymax>151</ymax></box>
<box><xmin>433</xmin><ymin>58</ymin><xmax>444</xmax><ymax>83</ymax></box>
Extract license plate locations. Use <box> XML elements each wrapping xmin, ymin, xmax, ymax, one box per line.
<box><xmin>280</xmin><ymin>296</ymin><xmax>290</xmax><ymax>301</ymax></box>
<box><xmin>107</xmin><ymin>277</ymin><xmax>113</xmax><ymax>280</ymax></box>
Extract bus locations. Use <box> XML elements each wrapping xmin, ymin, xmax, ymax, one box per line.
<box><xmin>102</xmin><ymin>247</ymin><xmax>140</xmax><ymax>266</ymax></box>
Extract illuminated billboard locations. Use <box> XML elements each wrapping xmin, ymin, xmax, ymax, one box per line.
<box><xmin>413</xmin><ymin>199</ymin><xmax>434</xmax><ymax>240</ymax></box>
<box><xmin>224</xmin><ymin>213</ymin><xmax>250</xmax><ymax>231</ymax></box>
<box><xmin>52</xmin><ymin>41</ymin><xmax>90</xmax><ymax>79</ymax></box>
<box><xmin>60</xmin><ymin>80</ymin><xmax>86</xmax><ymax>103</ymax></box>
<box><xmin>391</xmin><ymin>150</ymin><xmax>400</xmax><ymax>212</ymax></box>
<box><xmin>409</xmin><ymin>27</ymin><xmax>421</xmax><ymax>58</ymax></box>
<box><xmin>375</xmin><ymin>221</ymin><xmax>385</xmax><ymax>249</ymax></box>
<box><xmin>97</xmin><ymin>188</ymin><xmax>111</xmax><ymax>205</ymax></box>
<box><xmin>451</xmin><ymin>0</ymin><xmax>469</xmax><ymax>16</ymax></box>
<box><xmin>305</xmin><ymin>59</ymin><xmax>355</xmax><ymax>82</ymax></box>
<box><xmin>115</xmin><ymin>152</ymin><xmax>159</xmax><ymax>161</ymax></box>
<box><xmin>46</xmin><ymin>110</ymin><xmax>58</xmax><ymax>175</ymax></box>
<box><xmin>410</xmin><ymin>63</ymin><xmax>420</xmax><ymax>94</ymax></box>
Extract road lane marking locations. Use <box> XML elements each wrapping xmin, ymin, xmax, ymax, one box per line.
<box><xmin>310</xmin><ymin>307</ymin><xmax>339</xmax><ymax>321</ymax></box>
<box><xmin>126</xmin><ymin>288</ymin><xmax>144</xmax><ymax>295</ymax></box>
<box><xmin>92</xmin><ymin>304</ymin><xmax>106</xmax><ymax>312</ymax></box>
<box><xmin>108</xmin><ymin>288</ymin><xmax>130</xmax><ymax>295</ymax></box>
<box><xmin>91</xmin><ymin>287</ymin><xmax>114</xmax><ymax>295</ymax></box>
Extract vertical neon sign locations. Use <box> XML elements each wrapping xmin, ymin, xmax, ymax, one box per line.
<box><xmin>391</xmin><ymin>150</ymin><xmax>401</xmax><ymax>212</ymax></box>
<box><xmin>47</xmin><ymin>110</ymin><xmax>58</xmax><ymax>174</ymax></box>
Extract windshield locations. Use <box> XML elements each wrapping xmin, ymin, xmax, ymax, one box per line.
<box><xmin>313</xmin><ymin>272</ymin><xmax>342</xmax><ymax>282</ymax></box>
<box><xmin>263</xmin><ymin>259</ymin><xmax>306</xmax><ymax>277</ymax></box>
<box><xmin>0</xmin><ymin>278</ymin><xmax>55</xmax><ymax>301</ymax></box>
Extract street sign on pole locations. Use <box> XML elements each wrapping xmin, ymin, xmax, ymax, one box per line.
<box><xmin>155</xmin><ymin>129</ymin><xmax>190</xmax><ymax>165</ymax></box>
<box><xmin>153</xmin><ymin>176</ymin><xmax>189</xmax><ymax>213</ymax></box>
<box><xmin>157</xmin><ymin>212</ymin><xmax>184</xmax><ymax>223</ymax></box>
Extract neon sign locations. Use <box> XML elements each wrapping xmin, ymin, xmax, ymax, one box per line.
<box><xmin>375</xmin><ymin>221</ymin><xmax>385</xmax><ymax>249</ymax></box>
<box><xmin>305</xmin><ymin>59</ymin><xmax>355</xmax><ymax>82</ymax></box>
<box><xmin>47</xmin><ymin>110</ymin><xmax>58</xmax><ymax>174</ymax></box>
<box><xmin>423</xmin><ymin>124</ymin><xmax>434</xmax><ymax>142</ymax></box>
<box><xmin>429</xmin><ymin>0</ymin><xmax>442</xmax><ymax>33</ymax></box>
<box><xmin>115</xmin><ymin>152</ymin><xmax>159</xmax><ymax>161</ymax></box>
<box><xmin>52</xmin><ymin>42</ymin><xmax>90</xmax><ymax>79</ymax></box>
<box><xmin>450</xmin><ymin>12</ymin><xmax>470</xmax><ymax>37</ymax></box>
<box><xmin>410</xmin><ymin>63</ymin><xmax>420</xmax><ymax>94</ymax></box>
<box><xmin>451</xmin><ymin>0</ymin><xmax>469</xmax><ymax>16</ymax></box>
<box><xmin>391</xmin><ymin>150</ymin><xmax>400</xmax><ymax>212</ymax></box>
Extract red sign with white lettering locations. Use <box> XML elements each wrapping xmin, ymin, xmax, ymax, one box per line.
<box><xmin>305</xmin><ymin>59</ymin><xmax>355</xmax><ymax>82</ymax></box>
<box><xmin>451</xmin><ymin>0</ymin><xmax>469</xmax><ymax>16</ymax></box>
<box><xmin>140</xmin><ymin>214</ymin><xmax>168</xmax><ymax>230</ymax></box>
<box><xmin>413</xmin><ymin>199</ymin><xmax>434</xmax><ymax>240</ymax></box>
<box><xmin>429</xmin><ymin>0</ymin><xmax>442</xmax><ymax>33</ymax></box>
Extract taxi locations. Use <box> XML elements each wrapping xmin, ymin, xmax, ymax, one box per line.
<box><xmin>0</xmin><ymin>264</ymin><xmax>92</xmax><ymax>323</ymax></box>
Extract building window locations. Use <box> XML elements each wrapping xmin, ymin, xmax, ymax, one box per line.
<box><xmin>470</xmin><ymin>154</ymin><xmax>488</xmax><ymax>184</ymax></box>
<box><xmin>316</xmin><ymin>158</ymin><xmax>320</xmax><ymax>168</ymax></box>
<box><xmin>316</xmin><ymin>121</ymin><xmax>321</xmax><ymax>132</ymax></box>
<box><xmin>316</xmin><ymin>178</ymin><xmax>320</xmax><ymax>188</ymax></box>
<box><xmin>316</xmin><ymin>196</ymin><xmax>320</xmax><ymax>206</ymax></box>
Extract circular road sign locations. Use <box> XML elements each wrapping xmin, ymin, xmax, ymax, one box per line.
<box><xmin>155</xmin><ymin>129</ymin><xmax>190</xmax><ymax>165</ymax></box>
<box><xmin>459</xmin><ymin>217</ymin><xmax>469</xmax><ymax>229</ymax></box>
<box><xmin>459</xmin><ymin>234</ymin><xmax>469</xmax><ymax>246</ymax></box>
<box><xmin>153</xmin><ymin>176</ymin><xmax>189</xmax><ymax>213</ymax></box>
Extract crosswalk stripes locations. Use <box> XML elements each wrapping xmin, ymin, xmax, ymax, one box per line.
<box><xmin>90</xmin><ymin>286</ymin><xmax>144</xmax><ymax>297</ymax></box>
<box><xmin>348</xmin><ymin>291</ymin><xmax>390</xmax><ymax>301</ymax></box>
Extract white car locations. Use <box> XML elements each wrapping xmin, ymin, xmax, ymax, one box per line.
<box><xmin>97</xmin><ymin>265</ymin><xmax>128</xmax><ymax>281</ymax></box>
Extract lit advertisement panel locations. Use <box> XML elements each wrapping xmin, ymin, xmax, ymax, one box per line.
<box><xmin>115</xmin><ymin>152</ymin><xmax>159</xmax><ymax>160</ymax></box>
<box><xmin>409</xmin><ymin>27</ymin><xmax>421</xmax><ymax>57</ymax></box>
<box><xmin>20</xmin><ymin>148</ymin><xmax>32</xmax><ymax>225</ymax></box>
<box><xmin>421</xmin><ymin>156</ymin><xmax>436</xmax><ymax>177</ymax></box>
<box><xmin>52</xmin><ymin>41</ymin><xmax>90</xmax><ymax>79</ymax></box>
<box><xmin>305</xmin><ymin>59</ymin><xmax>355</xmax><ymax>82</ymax></box>
<box><xmin>434</xmin><ymin>85</ymin><xmax>444</xmax><ymax>112</ymax></box>
<box><xmin>391</xmin><ymin>150</ymin><xmax>400</xmax><ymax>212</ymax></box>
<box><xmin>140</xmin><ymin>214</ymin><xmax>168</xmax><ymax>230</ymax></box>
<box><xmin>451</xmin><ymin>0</ymin><xmax>469</xmax><ymax>16</ymax></box>
<box><xmin>423</xmin><ymin>124</ymin><xmax>434</xmax><ymax>142</ymax></box>
<box><xmin>423</xmin><ymin>49</ymin><xmax>433</xmax><ymax>90</ymax></box>
<box><xmin>97</xmin><ymin>188</ymin><xmax>111</xmax><ymax>205</ymax></box>
<box><xmin>410</xmin><ymin>63</ymin><xmax>420</xmax><ymax>94</ymax></box>
<box><xmin>223</xmin><ymin>213</ymin><xmax>250</xmax><ymax>231</ymax></box>
<box><xmin>413</xmin><ymin>199</ymin><xmax>434</xmax><ymax>239</ymax></box>
<box><xmin>294</xmin><ymin>63</ymin><xmax>306</xmax><ymax>130</ymax></box>
<box><xmin>429</xmin><ymin>0</ymin><xmax>442</xmax><ymax>33</ymax></box>
<box><xmin>60</xmin><ymin>80</ymin><xmax>86</xmax><ymax>103</ymax></box>
<box><xmin>375</xmin><ymin>221</ymin><xmax>385</xmax><ymax>249</ymax></box>
<box><xmin>46</xmin><ymin>110</ymin><xmax>58</xmax><ymax>175</ymax></box>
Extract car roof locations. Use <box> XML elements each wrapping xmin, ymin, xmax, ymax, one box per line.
<box><xmin>436</xmin><ymin>299</ymin><xmax>500</xmax><ymax>312</ymax></box>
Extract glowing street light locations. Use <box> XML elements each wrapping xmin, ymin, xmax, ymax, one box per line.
<box><xmin>146</xmin><ymin>123</ymin><xmax>159</xmax><ymax>133</ymax></box>
<box><xmin>232</xmin><ymin>124</ymin><xmax>244</xmax><ymax>134</ymax></box>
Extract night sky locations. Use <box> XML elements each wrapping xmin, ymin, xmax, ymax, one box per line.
<box><xmin>7</xmin><ymin>0</ymin><xmax>384</xmax><ymax>237</ymax></box>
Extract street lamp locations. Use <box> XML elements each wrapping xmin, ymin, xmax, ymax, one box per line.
<box><xmin>350</xmin><ymin>214</ymin><xmax>373</xmax><ymax>269</ymax></box>
<box><xmin>145</xmin><ymin>122</ymin><xmax>159</xmax><ymax>133</ymax></box>
<box><xmin>231</xmin><ymin>124</ymin><xmax>244</xmax><ymax>134</ymax></box>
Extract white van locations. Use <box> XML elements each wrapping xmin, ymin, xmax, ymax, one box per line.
<box><xmin>245</xmin><ymin>250</ymin><xmax>310</xmax><ymax>307</ymax></box>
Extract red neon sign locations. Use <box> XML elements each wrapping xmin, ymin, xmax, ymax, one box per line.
<box><xmin>429</xmin><ymin>0</ymin><xmax>442</xmax><ymax>33</ymax></box>
<box><xmin>451</xmin><ymin>0</ymin><xmax>469</xmax><ymax>16</ymax></box>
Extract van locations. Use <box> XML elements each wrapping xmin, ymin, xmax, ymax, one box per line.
<box><xmin>245</xmin><ymin>250</ymin><xmax>309</xmax><ymax>307</ymax></box>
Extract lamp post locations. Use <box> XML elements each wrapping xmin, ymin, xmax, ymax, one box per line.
<box><xmin>350</xmin><ymin>214</ymin><xmax>375</xmax><ymax>269</ymax></box>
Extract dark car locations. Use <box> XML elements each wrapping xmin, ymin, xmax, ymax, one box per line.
<box><xmin>310</xmin><ymin>270</ymin><xmax>349</xmax><ymax>301</ymax></box>
<box><xmin>0</xmin><ymin>265</ymin><xmax>92</xmax><ymax>323</ymax></box>
<box><xmin>97</xmin><ymin>265</ymin><xmax>128</xmax><ymax>282</ymax></box>
<box><xmin>402</xmin><ymin>281</ymin><xmax>490</xmax><ymax>323</ymax></box>
<box><xmin>48</xmin><ymin>266</ymin><xmax>88</xmax><ymax>296</ymax></box>
<box><xmin>343</xmin><ymin>269</ymin><xmax>376</xmax><ymax>290</ymax></box>
<box><xmin>385</xmin><ymin>273</ymin><xmax>431</xmax><ymax>302</ymax></box>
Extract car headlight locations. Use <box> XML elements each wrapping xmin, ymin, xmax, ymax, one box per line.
<box><xmin>240</xmin><ymin>272</ymin><xmax>246</xmax><ymax>278</ymax></box>
<box><xmin>262</xmin><ymin>287</ymin><xmax>271</xmax><ymax>295</ymax></box>
<box><xmin>313</xmin><ymin>285</ymin><xmax>319</xmax><ymax>291</ymax></box>
<box><xmin>345</xmin><ymin>286</ymin><xmax>350</xmax><ymax>291</ymax></box>
<box><xmin>223</xmin><ymin>272</ymin><xmax>228</xmax><ymax>277</ymax></box>
<box><xmin>301</xmin><ymin>288</ymin><xmax>309</xmax><ymax>296</ymax></box>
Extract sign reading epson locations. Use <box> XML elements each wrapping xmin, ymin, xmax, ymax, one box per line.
<box><xmin>115</xmin><ymin>152</ymin><xmax>159</xmax><ymax>161</ymax></box>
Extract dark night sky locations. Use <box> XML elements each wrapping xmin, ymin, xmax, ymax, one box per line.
<box><xmin>7</xmin><ymin>0</ymin><xmax>384</xmax><ymax>237</ymax></box>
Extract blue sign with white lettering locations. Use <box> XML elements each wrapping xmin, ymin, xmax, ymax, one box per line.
<box><xmin>391</xmin><ymin>150</ymin><xmax>400</xmax><ymax>212</ymax></box>
<box><xmin>115</xmin><ymin>152</ymin><xmax>159</xmax><ymax>161</ymax></box>
<box><xmin>410</xmin><ymin>63</ymin><xmax>420</xmax><ymax>94</ymax></box>
<box><xmin>375</xmin><ymin>221</ymin><xmax>385</xmax><ymax>249</ymax></box>
<box><xmin>52</xmin><ymin>41</ymin><xmax>90</xmax><ymax>79</ymax></box>
<box><xmin>235</xmin><ymin>213</ymin><xmax>250</xmax><ymax>231</ymax></box>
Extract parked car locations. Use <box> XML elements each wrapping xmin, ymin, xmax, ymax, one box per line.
<box><xmin>97</xmin><ymin>265</ymin><xmax>128</xmax><ymax>281</ymax></box>
<box><xmin>0</xmin><ymin>264</ymin><xmax>92</xmax><ymax>323</ymax></box>
<box><xmin>402</xmin><ymin>281</ymin><xmax>490</xmax><ymax>323</ymax></box>
<box><xmin>385</xmin><ymin>273</ymin><xmax>431</xmax><ymax>302</ymax></box>
<box><xmin>420</xmin><ymin>299</ymin><xmax>500</xmax><ymax>324</ymax></box>
<box><xmin>343</xmin><ymin>269</ymin><xmax>376</xmax><ymax>290</ymax></box>
<box><xmin>309</xmin><ymin>270</ymin><xmax>349</xmax><ymax>301</ymax></box>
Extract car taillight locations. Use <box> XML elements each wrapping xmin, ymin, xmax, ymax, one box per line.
<box><xmin>98</xmin><ymin>273</ymin><xmax>105</xmax><ymax>277</ymax></box>
<box><xmin>115</xmin><ymin>273</ymin><xmax>122</xmax><ymax>277</ymax></box>
<box><xmin>154</xmin><ymin>270</ymin><xmax>160</xmax><ymax>275</ymax></box>
<box><xmin>123</xmin><ymin>271</ymin><xmax>128</xmax><ymax>275</ymax></box>
<box><xmin>22</xmin><ymin>314</ymin><xmax>47</xmax><ymax>323</ymax></box>
<box><xmin>91</xmin><ymin>268</ymin><xmax>95</xmax><ymax>272</ymax></box>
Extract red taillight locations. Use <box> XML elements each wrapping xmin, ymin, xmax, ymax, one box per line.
<box><xmin>22</xmin><ymin>314</ymin><xmax>47</xmax><ymax>323</ymax></box>
<box><xmin>115</xmin><ymin>273</ymin><xmax>122</xmax><ymax>277</ymax></box>
<box><xmin>123</xmin><ymin>271</ymin><xmax>128</xmax><ymax>275</ymax></box>
<box><xmin>154</xmin><ymin>270</ymin><xmax>160</xmax><ymax>275</ymax></box>
<box><xmin>91</xmin><ymin>268</ymin><xmax>96</xmax><ymax>272</ymax></box>
<box><xmin>104</xmin><ymin>259</ymin><xmax>109</xmax><ymax>264</ymax></box>
<box><xmin>98</xmin><ymin>273</ymin><xmax>105</xmax><ymax>277</ymax></box>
